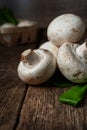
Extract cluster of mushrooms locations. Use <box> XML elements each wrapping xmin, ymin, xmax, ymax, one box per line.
<box><xmin>17</xmin><ymin>14</ymin><xmax>87</xmax><ymax>85</ymax></box>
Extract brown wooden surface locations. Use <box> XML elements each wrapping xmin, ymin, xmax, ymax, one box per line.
<box><xmin>0</xmin><ymin>28</ymin><xmax>87</xmax><ymax>130</ymax></box>
<box><xmin>0</xmin><ymin>43</ymin><xmax>35</xmax><ymax>130</ymax></box>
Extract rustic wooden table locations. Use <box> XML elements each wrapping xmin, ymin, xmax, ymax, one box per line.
<box><xmin>0</xmin><ymin>29</ymin><xmax>87</xmax><ymax>130</ymax></box>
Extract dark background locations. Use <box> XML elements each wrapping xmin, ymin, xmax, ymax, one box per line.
<box><xmin>0</xmin><ymin>0</ymin><xmax>87</xmax><ymax>27</ymax></box>
<box><xmin>0</xmin><ymin>1</ymin><xmax>87</xmax><ymax>130</ymax></box>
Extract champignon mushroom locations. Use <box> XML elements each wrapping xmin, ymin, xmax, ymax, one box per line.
<box><xmin>47</xmin><ymin>14</ymin><xmax>85</xmax><ymax>47</ymax></box>
<box><xmin>17</xmin><ymin>48</ymin><xmax>56</xmax><ymax>85</ymax></box>
<box><xmin>17</xmin><ymin>20</ymin><xmax>33</xmax><ymax>27</ymax></box>
<box><xmin>57</xmin><ymin>41</ymin><xmax>87</xmax><ymax>83</ymax></box>
<box><xmin>0</xmin><ymin>23</ymin><xmax>16</xmax><ymax>28</ymax></box>
<box><xmin>39</xmin><ymin>41</ymin><xmax>59</xmax><ymax>58</ymax></box>
<box><xmin>0</xmin><ymin>23</ymin><xmax>16</xmax><ymax>43</ymax></box>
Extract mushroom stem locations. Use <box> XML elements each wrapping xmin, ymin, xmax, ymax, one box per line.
<box><xmin>21</xmin><ymin>49</ymin><xmax>41</xmax><ymax>66</ymax></box>
<box><xmin>76</xmin><ymin>41</ymin><xmax>87</xmax><ymax>59</ymax></box>
<box><xmin>21</xmin><ymin>49</ymin><xmax>32</xmax><ymax>63</ymax></box>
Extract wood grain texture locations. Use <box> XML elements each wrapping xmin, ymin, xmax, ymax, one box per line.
<box><xmin>0</xmin><ymin>43</ymin><xmax>35</xmax><ymax>130</ymax></box>
<box><xmin>16</xmin><ymin>86</ymin><xmax>87</xmax><ymax>130</ymax></box>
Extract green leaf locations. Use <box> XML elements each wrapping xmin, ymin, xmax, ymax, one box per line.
<box><xmin>59</xmin><ymin>84</ymin><xmax>87</xmax><ymax>106</ymax></box>
<box><xmin>0</xmin><ymin>7</ymin><xmax>19</xmax><ymax>25</ymax></box>
<box><xmin>52</xmin><ymin>79</ymin><xmax>74</xmax><ymax>87</ymax></box>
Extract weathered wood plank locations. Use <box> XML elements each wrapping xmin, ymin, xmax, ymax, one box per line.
<box><xmin>0</xmin><ymin>79</ymin><xmax>27</xmax><ymax>130</ymax></box>
<box><xmin>0</xmin><ymin>43</ymin><xmax>35</xmax><ymax>130</ymax></box>
<box><xmin>16</xmin><ymin>86</ymin><xmax>87</xmax><ymax>130</ymax></box>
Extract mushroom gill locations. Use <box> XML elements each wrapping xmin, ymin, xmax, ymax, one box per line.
<box><xmin>21</xmin><ymin>49</ymin><xmax>41</xmax><ymax>66</ymax></box>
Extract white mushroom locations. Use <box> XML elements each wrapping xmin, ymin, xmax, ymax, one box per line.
<box><xmin>17</xmin><ymin>20</ymin><xmax>33</xmax><ymax>27</ymax></box>
<box><xmin>47</xmin><ymin>14</ymin><xmax>85</xmax><ymax>47</ymax></box>
<box><xmin>76</xmin><ymin>41</ymin><xmax>87</xmax><ymax>59</ymax></box>
<box><xmin>39</xmin><ymin>41</ymin><xmax>58</xmax><ymax>58</ymax></box>
<box><xmin>0</xmin><ymin>23</ymin><xmax>16</xmax><ymax>28</ymax></box>
<box><xmin>17</xmin><ymin>48</ymin><xmax>56</xmax><ymax>85</ymax></box>
<box><xmin>0</xmin><ymin>23</ymin><xmax>16</xmax><ymax>43</ymax></box>
<box><xmin>57</xmin><ymin>41</ymin><xmax>87</xmax><ymax>83</ymax></box>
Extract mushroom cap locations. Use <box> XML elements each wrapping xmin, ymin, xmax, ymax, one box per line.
<box><xmin>0</xmin><ymin>23</ymin><xmax>16</xmax><ymax>28</ymax></box>
<box><xmin>17</xmin><ymin>49</ymin><xmax>56</xmax><ymax>85</ymax></box>
<box><xmin>47</xmin><ymin>14</ymin><xmax>85</xmax><ymax>47</ymax></box>
<box><xmin>57</xmin><ymin>42</ymin><xmax>87</xmax><ymax>83</ymax></box>
<box><xmin>17</xmin><ymin>20</ymin><xmax>33</xmax><ymax>27</ymax></box>
<box><xmin>39</xmin><ymin>41</ymin><xmax>58</xmax><ymax>58</ymax></box>
<box><xmin>0</xmin><ymin>23</ymin><xmax>16</xmax><ymax>43</ymax></box>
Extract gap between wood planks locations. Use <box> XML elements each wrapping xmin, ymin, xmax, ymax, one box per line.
<box><xmin>13</xmin><ymin>84</ymin><xmax>28</xmax><ymax>130</ymax></box>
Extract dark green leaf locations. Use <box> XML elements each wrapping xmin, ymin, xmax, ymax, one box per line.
<box><xmin>52</xmin><ymin>80</ymin><xmax>74</xmax><ymax>87</ymax></box>
<box><xmin>0</xmin><ymin>7</ymin><xmax>19</xmax><ymax>25</ymax></box>
<box><xmin>48</xmin><ymin>71</ymin><xmax>75</xmax><ymax>87</ymax></box>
